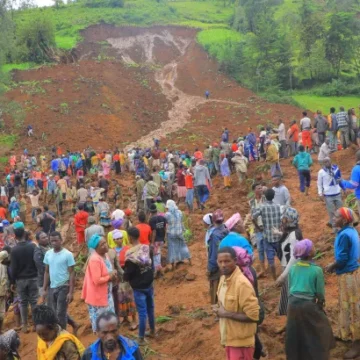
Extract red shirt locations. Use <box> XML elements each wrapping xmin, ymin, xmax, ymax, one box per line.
<box><xmin>289</xmin><ymin>124</ymin><xmax>299</xmax><ymax>142</ymax></box>
<box><xmin>231</xmin><ymin>144</ymin><xmax>238</xmax><ymax>152</ymax></box>
<box><xmin>136</xmin><ymin>223</ymin><xmax>152</xmax><ymax>245</ymax></box>
<box><xmin>176</xmin><ymin>169</ymin><xmax>185</xmax><ymax>186</ymax></box>
<box><xmin>185</xmin><ymin>174</ymin><xmax>194</xmax><ymax>189</ymax></box>
<box><xmin>194</xmin><ymin>151</ymin><xmax>203</xmax><ymax>160</ymax></box>
<box><xmin>113</xmin><ymin>154</ymin><xmax>120</xmax><ymax>162</ymax></box>
<box><xmin>0</xmin><ymin>208</ymin><xmax>6</xmax><ymax>220</ymax></box>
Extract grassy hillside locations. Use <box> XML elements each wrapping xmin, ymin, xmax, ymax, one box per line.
<box><xmin>14</xmin><ymin>0</ymin><xmax>233</xmax><ymax>51</ymax></box>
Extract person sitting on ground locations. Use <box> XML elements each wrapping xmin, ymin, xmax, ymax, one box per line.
<box><xmin>34</xmin><ymin>304</ymin><xmax>85</xmax><ymax>360</ymax></box>
<box><xmin>81</xmin><ymin>311</ymin><xmax>143</xmax><ymax>360</ymax></box>
<box><xmin>0</xmin><ymin>329</ymin><xmax>20</xmax><ymax>360</ymax></box>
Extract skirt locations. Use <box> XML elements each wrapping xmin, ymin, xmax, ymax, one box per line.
<box><xmin>87</xmin><ymin>290</ymin><xmax>115</xmax><ymax>332</ymax></box>
<box><xmin>118</xmin><ymin>281</ymin><xmax>136</xmax><ymax>318</ymax></box>
<box><xmin>278</xmin><ymin>275</ymin><xmax>289</xmax><ymax>316</ymax></box>
<box><xmin>177</xmin><ymin>186</ymin><xmax>187</xmax><ymax>198</ymax></box>
<box><xmin>167</xmin><ymin>234</ymin><xmax>191</xmax><ymax>264</ymax></box>
<box><xmin>153</xmin><ymin>241</ymin><xmax>163</xmax><ymax>271</ymax></box>
<box><xmin>337</xmin><ymin>268</ymin><xmax>360</xmax><ymax>341</ymax></box>
<box><xmin>285</xmin><ymin>296</ymin><xmax>334</xmax><ymax>360</ymax></box>
<box><xmin>223</xmin><ymin>176</ymin><xmax>231</xmax><ymax>187</ymax></box>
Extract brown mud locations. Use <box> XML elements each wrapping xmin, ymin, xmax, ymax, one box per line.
<box><xmin>3</xmin><ymin>25</ymin><xmax>357</xmax><ymax>359</ymax></box>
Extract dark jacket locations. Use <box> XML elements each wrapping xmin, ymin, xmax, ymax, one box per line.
<box><xmin>123</xmin><ymin>260</ymin><xmax>153</xmax><ymax>290</ymax></box>
<box><xmin>81</xmin><ymin>336</ymin><xmax>143</xmax><ymax>360</ymax></box>
<box><xmin>314</xmin><ymin>115</ymin><xmax>328</xmax><ymax>133</ymax></box>
<box><xmin>10</xmin><ymin>241</ymin><xmax>37</xmax><ymax>283</ymax></box>
<box><xmin>207</xmin><ymin>224</ymin><xmax>229</xmax><ymax>273</ymax></box>
<box><xmin>33</xmin><ymin>245</ymin><xmax>50</xmax><ymax>287</ymax></box>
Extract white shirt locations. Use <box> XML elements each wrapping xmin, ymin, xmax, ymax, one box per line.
<box><xmin>300</xmin><ymin>117</ymin><xmax>311</xmax><ymax>130</ymax></box>
<box><xmin>317</xmin><ymin>168</ymin><xmax>341</xmax><ymax>196</ymax></box>
<box><xmin>278</xmin><ymin>123</ymin><xmax>286</xmax><ymax>141</ymax></box>
<box><xmin>318</xmin><ymin>143</ymin><xmax>330</xmax><ymax>162</ymax></box>
<box><xmin>111</xmin><ymin>209</ymin><xmax>125</xmax><ymax>220</ymax></box>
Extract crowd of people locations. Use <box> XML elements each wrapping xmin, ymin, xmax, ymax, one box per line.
<box><xmin>0</xmin><ymin>105</ymin><xmax>359</xmax><ymax>360</ymax></box>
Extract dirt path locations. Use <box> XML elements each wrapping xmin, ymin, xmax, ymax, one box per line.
<box><xmin>107</xmin><ymin>30</ymin><xmax>248</xmax><ymax>148</ymax></box>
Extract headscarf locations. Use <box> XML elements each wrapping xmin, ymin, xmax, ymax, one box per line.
<box><xmin>124</xmin><ymin>209</ymin><xmax>132</xmax><ymax>217</ymax></box>
<box><xmin>225</xmin><ymin>213</ymin><xmax>242</xmax><ymax>230</ymax></box>
<box><xmin>293</xmin><ymin>239</ymin><xmax>313</xmax><ymax>259</ymax></box>
<box><xmin>338</xmin><ymin>207</ymin><xmax>355</xmax><ymax>224</ymax></box>
<box><xmin>10</xmin><ymin>197</ymin><xmax>16</xmax><ymax>203</ymax></box>
<box><xmin>0</xmin><ymin>329</ymin><xmax>20</xmax><ymax>356</ymax></box>
<box><xmin>203</xmin><ymin>213</ymin><xmax>213</xmax><ymax>226</ymax></box>
<box><xmin>126</xmin><ymin>244</ymin><xmax>152</xmax><ymax>266</ymax></box>
<box><xmin>281</xmin><ymin>207</ymin><xmax>299</xmax><ymax>228</ymax></box>
<box><xmin>88</xmin><ymin>234</ymin><xmax>102</xmax><ymax>249</ymax></box>
<box><xmin>112</xmin><ymin>229</ymin><xmax>123</xmax><ymax>240</ymax></box>
<box><xmin>0</xmin><ymin>251</ymin><xmax>9</xmax><ymax>263</ymax></box>
<box><xmin>112</xmin><ymin>218</ymin><xmax>123</xmax><ymax>229</ymax></box>
<box><xmin>13</xmin><ymin>222</ymin><xmax>24</xmax><ymax>230</ymax></box>
<box><xmin>166</xmin><ymin>200</ymin><xmax>178</xmax><ymax>213</ymax></box>
<box><xmin>233</xmin><ymin>246</ymin><xmax>254</xmax><ymax>285</ymax></box>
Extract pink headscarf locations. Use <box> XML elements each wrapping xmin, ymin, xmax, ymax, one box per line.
<box><xmin>225</xmin><ymin>213</ymin><xmax>242</xmax><ymax>230</ymax></box>
<box><xmin>232</xmin><ymin>246</ymin><xmax>254</xmax><ymax>285</ymax></box>
<box><xmin>293</xmin><ymin>239</ymin><xmax>313</xmax><ymax>259</ymax></box>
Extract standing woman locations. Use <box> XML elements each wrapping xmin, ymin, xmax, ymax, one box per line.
<box><xmin>326</xmin><ymin>207</ymin><xmax>360</xmax><ymax>359</ymax></box>
<box><xmin>113</xmin><ymin>152</ymin><xmax>121</xmax><ymax>175</ymax></box>
<box><xmin>285</xmin><ymin>239</ymin><xmax>334</xmax><ymax>360</ymax></box>
<box><xmin>275</xmin><ymin>207</ymin><xmax>302</xmax><ymax>316</ymax></box>
<box><xmin>165</xmin><ymin>200</ymin><xmax>191</xmax><ymax>271</ymax></box>
<box><xmin>97</xmin><ymin>197</ymin><xmax>111</xmax><ymax>228</ymax></box>
<box><xmin>220</xmin><ymin>154</ymin><xmax>231</xmax><ymax>189</ymax></box>
<box><xmin>81</xmin><ymin>234</ymin><xmax>117</xmax><ymax>333</ymax></box>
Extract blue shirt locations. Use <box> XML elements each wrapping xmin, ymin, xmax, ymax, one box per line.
<box><xmin>27</xmin><ymin>178</ymin><xmax>35</xmax><ymax>188</ymax></box>
<box><xmin>62</xmin><ymin>157</ymin><xmax>69</xmax><ymax>169</ymax></box>
<box><xmin>51</xmin><ymin>159</ymin><xmax>59</xmax><ymax>172</ymax></box>
<box><xmin>43</xmin><ymin>248</ymin><xmax>75</xmax><ymax>288</ymax></box>
<box><xmin>341</xmin><ymin>164</ymin><xmax>360</xmax><ymax>199</ymax></box>
<box><xmin>334</xmin><ymin>226</ymin><xmax>359</xmax><ymax>275</ymax></box>
<box><xmin>219</xmin><ymin>233</ymin><xmax>253</xmax><ymax>256</ymax></box>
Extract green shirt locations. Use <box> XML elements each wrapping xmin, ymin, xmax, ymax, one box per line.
<box><xmin>288</xmin><ymin>260</ymin><xmax>325</xmax><ymax>301</ymax></box>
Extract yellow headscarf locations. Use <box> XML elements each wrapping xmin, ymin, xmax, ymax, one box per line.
<box><xmin>37</xmin><ymin>331</ymin><xmax>85</xmax><ymax>360</ymax></box>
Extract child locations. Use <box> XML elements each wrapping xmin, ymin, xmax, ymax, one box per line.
<box><xmin>113</xmin><ymin>230</ymin><xmax>137</xmax><ymax>331</ymax></box>
<box><xmin>184</xmin><ymin>170</ymin><xmax>194</xmax><ymax>212</ymax></box>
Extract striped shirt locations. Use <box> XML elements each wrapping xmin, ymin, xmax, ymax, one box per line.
<box><xmin>336</xmin><ymin>111</ymin><xmax>349</xmax><ymax>128</ymax></box>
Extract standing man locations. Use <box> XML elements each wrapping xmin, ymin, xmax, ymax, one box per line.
<box><xmin>337</xmin><ymin>106</ymin><xmax>350</xmax><ymax>149</ymax></box>
<box><xmin>318</xmin><ymin>138</ymin><xmax>331</xmax><ymax>166</ymax></box>
<box><xmin>288</xmin><ymin>120</ymin><xmax>299</xmax><ymax>156</ymax></box>
<box><xmin>42</xmin><ymin>231</ymin><xmax>75</xmax><ymax>330</ymax></box>
<box><xmin>85</xmin><ymin>216</ymin><xmax>105</xmax><ymax>245</ymax></box>
<box><xmin>300</xmin><ymin>111</ymin><xmax>312</xmax><ymax>151</ymax></box>
<box><xmin>249</xmin><ymin>183</ymin><xmax>266</xmax><ymax>277</ymax></box>
<box><xmin>81</xmin><ymin>311</ymin><xmax>143</xmax><ymax>360</ymax></box>
<box><xmin>275</xmin><ymin>119</ymin><xmax>287</xmax><ymax>159</ymax></box>
<box><xmin>252</xmin><ymin>189</ymin><xmax>282</xmax><ymax>280</ymax></box>
<box><xmin>328</xmin><ymin>107</ymin><xmax>338</xmax><ymax>151</ymax></box>
<box><xmin>213</xmin><ymin>247</ymin><xmax>259</xmax><ymax>360</ymax></box>
<box><xmin>207</xmin><ymin>210</ymin><xmax>229</xmax><ymax>305</ymax></box>
<box><xmin>10</xmin><ymin>222</ymin><xmax>38</xmax><ymax>333</ymax></box>
<box><xmin>57</xmin><ymin>176</ymin><xmax>68</xmax><ymax>201</ymax></box>
<box><xmin>272</xmin><ymin>175</ymin><xmax>291</xmax><ymax>206</ymax></box>
<box><xmin>340</xmin><ymin>150</ymin><xmax>360</xmax><ymax>214</ymax></box>
<box><xmin>135</xmin><ymin>176</ymin><xmax>145</xmax><ymax>212</ymax></box>
<box><xmin>293</xmin><ymin>145</ymin><xmax>313</xmax><ymax>195</ymax></box>
<box><xmin>77</xmin><ymin>184</ymin><xmax>88</xmax><ymax>205</ymax></box>
<box><xmin>318</xmin><ymin>157</ymin><xmax>343</xmax><ymax>228</ymax></box>
<box><xmin>265</xmin><ymin>140</ymin><xmax>282</xmax><ymax>177</ymax></box>
<box><xmin>33</xmin><ymin>231</ymin><xmax>50</xmax><ymax>297</ymax></box>
<box><xmin>314</xmin><ymin>110</ymin><xmax>328</xmax><ymax>146</ymax></box>
<box><xmin>39</xmin><ymin>205</ymin><xmax>56</xmax><ymax>235</ymax></box>
<box><xmin>26</xmin><ymin>189</ymin><xmax>41</xmax><ymax>222</ymax></box>
<box><xmin>194</xmin><ymin>160</ymin><xmax>212</xmax><ymax>210</ymax></box>
<box><xmin>212</xmin><ymin>143</ymin><xmax>221</xmax><ymax>174</ymax></box>
<box><xmin>74</xmin><ymin>203</ymin><xmax>89</xmax><ymax>246</ymax></box>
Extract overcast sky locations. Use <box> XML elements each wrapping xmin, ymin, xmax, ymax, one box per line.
<box><xmin>34</xmin><ymin>0</ymin><xmax>53</xmax><ymax>6</ymax></box>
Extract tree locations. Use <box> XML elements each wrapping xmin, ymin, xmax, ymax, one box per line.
<box><xmin>325</xmin><ymin>12</ymin><xmax>357</xmax><ymax>76</ymax></box>
<box><xmin>16</xmin><ymin>15</ymin><xmax>56</xmax><ymax>63</ymax></box>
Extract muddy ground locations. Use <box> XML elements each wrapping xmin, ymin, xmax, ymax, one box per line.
<box><xmin>3</xmin><ymin>25</ymin><xmax>357</xmax><ymax>359</ymax></box>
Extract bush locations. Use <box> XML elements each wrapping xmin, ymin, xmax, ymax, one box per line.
<box><xmin>16</xmin><ymin>15</ymin><xmax>56</xmax><ymax>63</ymax></box>
<box><xmin>260</xmin><ymin>93</ymin><xmax>302</xmax><ymax>107</ymax></box>
<box><xmin>313</xmin><ymin>79</ymin><xmax>360</xmax><ymax>97</ymax></box>
<box><xmin>84</xmin><ymin>0</ymin><xmax>124</xmax><ymax>8</ymax></box>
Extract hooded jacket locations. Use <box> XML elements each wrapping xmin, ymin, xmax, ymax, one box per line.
<box><xmin>194</xmin><ymin>165</ymin><xmax>211</xmax><ymax>187</ymax></box>
<box><xmin>207</xmin><ymin>224</ymin><xmax>229</xmax><ymax>273</ymax></box>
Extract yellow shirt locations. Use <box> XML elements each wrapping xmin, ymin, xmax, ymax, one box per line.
<box><xmin>119</xmin><ymin>154</ymin><xmax>126</xmax><ymax>165</ymax></box>
<box><xmin>107</xmin><ymin>230</ymin><xmax>129</xmax><ymax>248</ymax></box>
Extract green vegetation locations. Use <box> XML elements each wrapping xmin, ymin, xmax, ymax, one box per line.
<box><xmin>0</xmin><ymin>134</ymin><xmax>18</xmax><ymax>149</ymax></box>
<box><xmin>292</xmin><ymin>95</ymin><xmax>359</xmax><ymax>114</ymax></box>
<box><xmin>1</xmin><ymin>63</ymin><xmax>37</xmax><ymax>73</ymax></box>
<box><xmin>197</xmin><ymin>29</ymin><xmax>241</xmax><ymax>62</ymax></box>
